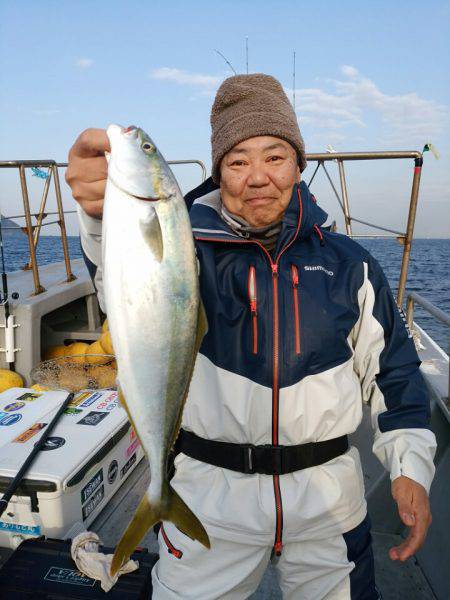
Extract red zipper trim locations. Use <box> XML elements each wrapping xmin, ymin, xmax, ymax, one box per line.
<box><xmin>160</xmin><ymin>524</ymin><xmax>183</xmax><ymax>559</ymax></box>
<box><xmin>196</xmin><ymin>186</ymin><xmax>304</xmax><ymax>557</ymax></box>
<box><xmin>247</xmin><ymin>266</ymin><xmax>258</xmax><ymax>354</ymax></box>
<box><xmin>291</xmin><ymin>265</ymin><xmax>300</xmax><ymax>355</ymax></box>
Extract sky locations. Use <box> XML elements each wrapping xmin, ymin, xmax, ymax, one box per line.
<box><xmin>0</xmin><ymin>0</ymin><xmax>449</xmax><ymax>237</ymax></box>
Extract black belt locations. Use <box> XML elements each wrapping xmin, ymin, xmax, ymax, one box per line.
<box><xmin>175</xmin><ymin>429</ymin><xmax>349</xmax><ymax>476</ymax></box>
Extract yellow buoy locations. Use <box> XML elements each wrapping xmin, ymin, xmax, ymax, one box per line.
<box><xmin>66</xmin><ymin>342</ymin><xmax>90</xmax><ymax>364</ymax></box>
<box><xmin>99</xmin><ymin>331</ymin><xmax>114</xmax><ymax>355</ymax></box>
<box><xmin>44</xmin><ymin>345</ymin><xmax>67</xmax><ymax>361</ymax></box>
<box><xmin>86</xmin><ymin>340</ymin><xmax>111</xmax><ymax>365</ymax></box>
<box><xmin>0</xmin><ymin>370</ymin><xmax>24</xmax><ymax>393</ymax></box>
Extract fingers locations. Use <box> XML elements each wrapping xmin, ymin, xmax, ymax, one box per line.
<box><xmin>390</xmin><ymin>477</ymin><xmax>432</xmax><ymax>562</ymax></box>
<box><xmin>69</xmin><ymin>180</ymin><xmax>107</xmax><ymax>216</ymax></box>
<box><xmin>69</xmin><ymin>128</ymin><xmax>110</xmax><ymax>159</ymax></box>
<box><xmin>389</xmin><ymin>511</ymin><xmax>430</xmax><ymax>561</ymax></box>
<box><xmin>66</xmin><ymin>129</ymin><xmax>109</xmax><ymax>215</ymax></box>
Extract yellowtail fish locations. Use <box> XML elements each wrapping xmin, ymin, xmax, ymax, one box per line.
<box><xmin>102</xmin><ymin>124</ymin><xmax>210</xmax><ymax>575</ymax></box>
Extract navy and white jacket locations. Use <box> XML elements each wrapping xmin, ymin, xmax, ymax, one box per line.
<box><xmin>78</xmin><ymin>180</ymin><xmax>436</xmax><ymax>547</ymax></box>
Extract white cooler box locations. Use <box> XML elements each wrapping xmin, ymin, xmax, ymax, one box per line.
<box><xmin>0</xmin><ymin>387</ymin><xmax>145</xmax><ymax>549</ymax></box>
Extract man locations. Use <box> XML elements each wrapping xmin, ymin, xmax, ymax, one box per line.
<box><xmin>67</xmin><ymin>74</ymin><xmax>436</xmax><ymax>599</ymax></box>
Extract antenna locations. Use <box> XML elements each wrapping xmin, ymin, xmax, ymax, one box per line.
<box><xmin>246</xmin><ymin>37</ymin><xmax>249</xmax><ymax>74</ymax></box>
<box><xmin>214</xmin><ymin>49</ymin><xmax>237</xmax><ymax>75</ymax></box>
<box><xmin>293</xmin><ymin>51</ymin><xmax>296</xmax><ymax>111</ymax></box>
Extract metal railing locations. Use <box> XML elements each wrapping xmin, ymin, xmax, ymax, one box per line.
<box><xmin>305</xmin><ymin>151</ymin><xmax>423</xmax><ymax>307</ymax></box>
<box><xmin>406</xmin><ymin>291</ymin><xmax>450</xmax><ymax>408</ymax></box>
<box><xmin>0</xmin><ymin>152</ymin><xmax>423</xmax><ymax>306</ymax></box>
<box><xmin>0</xmin><ymin>159</ymin><xmax>207</xmax><ymax>295</ymax></box>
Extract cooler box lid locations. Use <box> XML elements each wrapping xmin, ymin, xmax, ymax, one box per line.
<box><xmin>0</xmin><ymin>388</ymin><xmax>130</xmax><ymax>491</ymax></box>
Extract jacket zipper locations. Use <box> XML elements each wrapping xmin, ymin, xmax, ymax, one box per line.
<box><xmin>195</xmin><ymin>186</ymin><xmax>304</xmax><ymax>557</ymax></box>
<box><xmin>248</xmin><ymin>266</ymin><xmax>258</xmax><ymax>354</ymax></box>
<box><xmin>160</xmin><ymin>523</ymin><xmax>183</xmax><ymax>559</ymax></box>
<box><xmin>291</xmin><ymin>265</ymin><xmax>300</xmax><ymax>355</ymax></box>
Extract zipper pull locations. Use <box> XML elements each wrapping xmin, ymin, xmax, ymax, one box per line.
<box><xmin>250</xmin><ymin>300</ymin><xmax>257</xmax><ymax>315</ymax></box>
<box><xmin>274</xmin><ymin>541</ymin><xmax>283</xmax><ymax>556</ymax></box>
<box><xmin>291</xmin><ymin>265</ymin><xmax>299</xmax><ymax>288</ymax></box>
<box><xmin>271</xmin><ymin>264</ymin><xmax>278</xmax><ymax>278</ymax></box>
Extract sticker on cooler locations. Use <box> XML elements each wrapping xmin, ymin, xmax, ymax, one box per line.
<box><xmin>0</xmin><ymin>413</ymin><xmax>22</xmax><ymax>426</ymax></box>
<box><xmin>95</xmin><ymin>396</ymin><xmax>119</xmax><ymax>411</ymax></box>
<box><xmin>34</xmin><ymin>436</ymin><xmax>65</xmax><ymax>451</ymax></box>
<box><xmin>79</xmin><ymin>392</ymin><xmax>103</xmax><ymax>408</ymax></box>
<box><xmin>13</xmin><ymin>422</ymin><xmax>47</xmax><ymax>443</ymax></box>
<box><xmin>3</xmin><ymin>401</ymin><xmax>26</xmax><ymax>412</ymax></box>
<box><xmin>15</xmin><ymin>392</ymin><xmax>41</xmax><ymax>402</ymax></box>
<box><xmin>120</xmin><ymin>453</ymin><xmax>136</xmax><ymax>479</ymax></box>
<box><xmin>76</xmin><ymin>411</ymin><xmax>108</xmax><ymax>426</ymax></box>
<box><xmin>82</xmin><ymin>485</ymin><xmax>104</xmax><ymax>520</ymax></box>
<box><xmin>81</xmin><ymin>468</ymin><xmax>103</xmax><ymax>504</ymax></box>
<box><xmin>0</xmin><ymin>521</ymin><xmax>41</xmax><ymax>536</ymax></box>
<box><xmin>107</xmin><ymin>460</ymin><xmax>118</xmax><ymax>484</ymax></box>
<box><xmin>126</xmin><ymin>428</ymin><xmax>141</xmax><ymax>458</ymax></box>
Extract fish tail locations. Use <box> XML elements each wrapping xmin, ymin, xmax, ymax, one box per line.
<box><xmin>164</xmin><ymin>484</ymin><xmax>210</xmax><ymax>550</ymax></box>
<box><xmin>110</xmin><ymin>484</ymin><xmax>210</xmax><ymax>576</ymax></box>
<box><xmin>110</xmin><ymin>493</ymin><xmax>160</xmax><ymax>576</ymax></box>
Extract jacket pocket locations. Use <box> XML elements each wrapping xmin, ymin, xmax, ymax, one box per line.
<box><xmin>160</xmin><ymin>523</ymin><xmax>183</xmax><ymax>559</ymax></box>
<box><xmin>291</xmin><ymin>265</ymin><xmax>300</xmax><ymax>355</ymax></box>
<box><xmin>247</xmin><ymin>265</ymin><xmax>258</xmax><ymax>354</ymax></box>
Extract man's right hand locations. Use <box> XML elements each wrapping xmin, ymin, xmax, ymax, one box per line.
<box><xmin>65</xmin><ymin>128</ymin><xmax>110</xmax><ymax>219</ymax></box>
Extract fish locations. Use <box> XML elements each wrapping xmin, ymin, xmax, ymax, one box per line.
<box><xmin>102</xmin><ymin>124</ymin><xmax>210</xmax><ymax>576</ymax></box>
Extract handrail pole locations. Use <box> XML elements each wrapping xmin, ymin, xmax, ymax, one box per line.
<box><xmin>18</xmin><ymin>166</ymin><xmax>45</xmax><ymax>294</ymax></box>
<box><xmin>307</xmin><ymin>161</ymin><xmax>321</xmax><ymax>187</ymax></box>
<box><xmin>337</xmin><ymin>159</ymin><xmax>353</xmax><ymax>236</ymax></box>
<box><xmin>397</xmin><ymin>158</ymin><xmax>423</xmax><ymax>306</ymax></box>
<box><xmin>51</xmin><ymin>165</ymin><xmax>76</xmax><ymax>283</ymax></box>
<box><xmin>27</xmin><ymin>168</ymin><xmax>52</xmax><ymax>269</ymax></box>
<box><xmin>406</xmin><ymin>294</ymin><xmax>415</xmax><ymax>331</ymax></box>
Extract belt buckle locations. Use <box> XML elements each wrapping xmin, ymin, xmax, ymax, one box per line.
<box><xmin>252</xmin><ymin>444</ymin><xmax>284</xmax><ymax>475</ymax></box>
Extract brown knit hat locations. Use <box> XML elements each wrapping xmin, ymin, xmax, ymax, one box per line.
<box><xmin>210</xmin><ymin>73</ymin><xmax>306</xmax><ymax>183</ymax></box>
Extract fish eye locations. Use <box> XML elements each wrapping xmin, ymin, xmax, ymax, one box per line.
<box><xmin>142</xmin><ymin>142</ymin><xmax>155</xmax><ymax>153</ymax></box>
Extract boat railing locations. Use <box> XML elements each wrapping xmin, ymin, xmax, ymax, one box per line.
<box><xmin>305</xmin><ymin>151</ymin><xmax>423</xmax><ymax>307</ymax></box>
<box><xmin>0</xmin><ymin>159</ymin><xmax>207</xmax><ymax>296</ymax></box>
<box><xmin>406</xmin><ymin>291</ymin><xmax>450</xmax><ymax>415</ymax></box>
<box><xmin>0</xmin><ymin>152</ymin><xmax>423</xmax><ymax>307</ymax></box>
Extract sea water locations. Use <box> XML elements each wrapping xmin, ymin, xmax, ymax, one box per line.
<box><xmin>2</xmin><ymin>235</ymin><xmax>449</xmax><ymax>353</ymax></box>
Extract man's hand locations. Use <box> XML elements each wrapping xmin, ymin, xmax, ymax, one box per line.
<box><xmin>389</xmin><ymin>475</ymin><xmax>432</xmax><ymax>562</ymax></box>
<box><xmin>65</xmin><ymin>128</ymin><xmax>110</xmax><ymax>219</ymax></box>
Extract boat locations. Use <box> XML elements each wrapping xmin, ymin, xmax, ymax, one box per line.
<box><xmin>0</xmin><ymin>152</ymin><xmax>448</xmax><ymax>599</ymax></box>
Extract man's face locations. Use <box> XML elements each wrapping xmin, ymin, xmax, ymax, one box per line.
<box><xmin>219</xmin><ymin>136</ymin><xmax>300</xmax><ymax>227</ymax></box>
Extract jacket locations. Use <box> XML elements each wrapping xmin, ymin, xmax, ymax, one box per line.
<box><xmin>171</xmin><ymin>180</ymin><xmax>436</xmax><ymax>549</ymax></box>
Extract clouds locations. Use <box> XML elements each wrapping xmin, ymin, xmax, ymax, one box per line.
<box><xmin>75</xmin><ymin>58</ymin><xmax>94</xmax><ymax>69</ymax></box>
<box><xmin>150</xmin><ymin>67</ymin><xmax>221</xmax><ymax>92</ymax></box>
<box><xmin>294</xmin><ymin>65</ymin><xmax>448</xmax><ymax>145</ymax></box>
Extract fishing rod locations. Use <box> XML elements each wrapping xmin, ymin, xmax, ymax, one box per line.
<box><xmin>0</xmin><ymin>391</ymin><xmax>75</xmax><ymax>519</ymax></box>
<box><xmin>0</xmin><ymin>214</ymin><xmax>10</xmax><ymax>321</ymax></box>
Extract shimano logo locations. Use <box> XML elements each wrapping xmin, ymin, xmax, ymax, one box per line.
<box><xmin>304</xmin><ymin>265</ymin><xmax>334</xmax><ymax>276</ymax></box>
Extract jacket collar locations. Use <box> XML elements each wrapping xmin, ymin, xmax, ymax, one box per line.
<box><xmin>190</xmin><ymin>181</ymin><xmax>328</xmax><ymax>245</ymax></box>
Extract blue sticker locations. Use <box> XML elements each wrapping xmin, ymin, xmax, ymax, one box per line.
<box><xmin>0</xmin><ymin>521</ymin><xmax>41</xmax><ymax>535</ymax></box>
<box><xmin>80</xmin><ymin>392</ymin><xmax>102</xmax><ymax>408</ymax></box>
<box><xmin>0</xmin><ymin>413</ymin><xmax>22</xmax><ymax>426</ymax></box>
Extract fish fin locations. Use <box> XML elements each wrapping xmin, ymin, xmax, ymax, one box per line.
<box><xmin>197</xmin><ymin>299</ymin><xmax>208</xmax><ymax>344</ymax></box>
<box><xmin>169</xmin><ymin>300</ymin><xmax>208</xmax><ymax>449</ymax></box>
<box><xmin>110</xmin><ymin>493</ymin><xmax>159</xmax><ymax>576</ymax></box>
<box><xmin>139</xmin><ymin>210</ymin><xmax>163</xmax><ymax>263</ymax></box>
<box><xmin>165</xmin><ymin>484</ymin><xmax>210</xmax><ymax>549</ymax></box>
<box><xmin>118</xmin><ymin>386</ymin><xmax>143</xmax><ymax>446</ymax></box>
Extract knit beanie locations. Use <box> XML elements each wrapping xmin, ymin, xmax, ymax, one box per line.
<box><xmin>210</xmin><ymin>73</ymin><xmax>306</xmax><ymax>183</ymax></box>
